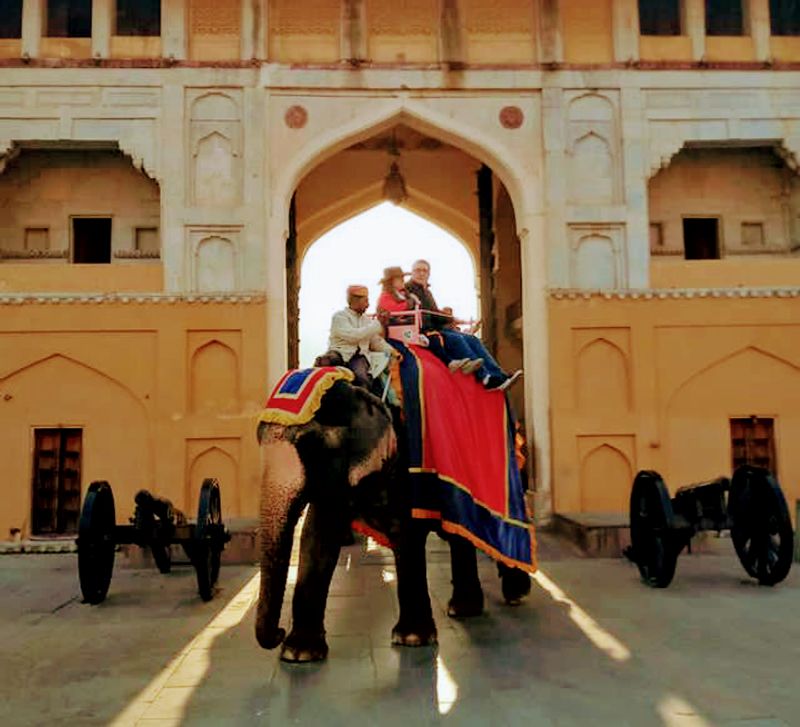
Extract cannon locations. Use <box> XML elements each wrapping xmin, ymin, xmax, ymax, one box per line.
<box><xmin>626</xmin><ymin>465</ymin><xmax>794</xmax><ymax>588</ymax></box>
<box><xmin>76</xmin><ymin>478</ymin><xmax>230</xmax><ymax>604</ymax></box>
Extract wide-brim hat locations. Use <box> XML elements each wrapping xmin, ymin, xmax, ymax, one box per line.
<box><xmin>379</xmin><ymin>266</ymin><xmax>411</xmax><ymax>284</ymax></box>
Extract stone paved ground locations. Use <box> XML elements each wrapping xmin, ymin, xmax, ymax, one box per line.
<box><xmin>1</xmin><ymin>532</ymin><xmax>798</xmax><ymax>727</ymax></box>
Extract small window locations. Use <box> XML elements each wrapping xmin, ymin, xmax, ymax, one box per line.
<box><xmin>0</xmin><ymin>0</ymin><xmax>23</xmax><ymax>38</ymax></box>
<box><xmin>741</xmin><ymin>222</ymin><xmax>765</xmax><ymax>248</ymax></box>
<box><xmin>706</xmin><ymin>0</ymin><xmax>745</xmax><ymax>35</ymax></box>
<box><xmin>25</xmin><ymin>228</ymin><xmax>50</xmax><ymax>251</ymax></box>
<box><xmin>770</xmin><ymin>0</ymin><xmax>800</xmax><ymax>35</ymax></box>
<box><xmin>72</xmin><ymin>217</ymin><xmax>111</xmax><ymax>264</ymax></box>
<box><xmin>731</xmin><ymin>417</ymin><xmax>776</xmax><ymax>473</ymax></box>
<box><xmin>47</xmin><ymin>0</ymin><xmax>92</xmax><ymax>38</ymax></box>
<box><xmin>683</xmin><ymin>217</ymin><xmax>720</xmax><ymax>259</ymax></box>
<box><xmin>135</xmin><ymin>227</ymin><xmax>159</xmax><ymax>254</ymax></box>
<box><xmin>639</xmin><ymin>0</ymin><xmax>682</xmax><ymax>35</ymax></box>
<box><xmin>116</xmin><ymin>0</ymin><xmax>160</xmax><ymax>36</ymax></box>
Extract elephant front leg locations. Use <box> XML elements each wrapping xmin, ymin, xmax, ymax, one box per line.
<box><xmin>280</xmin><ymin>501</ymin><xmax>343</xmax><ymax>663</ymax></box>
<box><xmin>446</xmin><ymin>536</ymin><xmax>484</xmax><ymax>618</ymax></box>
<box><xmin>392</xmin><ymin>526</ymin><xmax>437</xmax><ymax>647</ymax></box>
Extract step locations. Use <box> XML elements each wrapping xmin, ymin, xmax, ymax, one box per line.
<box><xmin>552</xmin><ymin>512</ymin><xmax>631</xmax><ymax>558</ymax></box>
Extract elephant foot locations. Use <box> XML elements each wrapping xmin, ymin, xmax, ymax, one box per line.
<box><xmin>447</xmin><ymin>587</ymin><xmax>484</xmax><ymax>618</ymax></box>
<box><xmin>255</xmin><ymin>623</ymin><xmax>286</xmax><ymax>650</ymax></box>
<box><xmin>391</xmin><ymin>619</ymin><xmax>438</xmax><ymax>647</ymax></box>
<box><xmin>280</xmin><ymin>630</ymin><xmax>329</xmax><ymax>663</ymax></box>
<box><xmin>500</xmin><ymin>566</ymin><xmax>532</xmax><ymax>606</ymax></box>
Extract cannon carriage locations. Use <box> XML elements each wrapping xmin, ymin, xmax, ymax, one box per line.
<box><xmin>76</xmin><ymin>478</ymin><xmax>230</xmax><ymax>604</ymax></box>
<box><xmin>626</xmin><ymin>465</ymin><xmax>794</xmax><ymax>588</ymax></box>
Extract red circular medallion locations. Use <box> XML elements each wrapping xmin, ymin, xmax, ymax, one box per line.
<box><xmin>284</xmin><ymin>105</ymin><xmax>308</xmax><ymax>129</ymax></box>
<box><xmin>499</xmin><ymin>106</ymin><xmax>524</xmax><ymax>129</ymax></box>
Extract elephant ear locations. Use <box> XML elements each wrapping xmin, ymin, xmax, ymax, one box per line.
<box><xmin>314</xmin><ymin>380</ymin><xmax>369</xmax><ymax>427</ymax></box>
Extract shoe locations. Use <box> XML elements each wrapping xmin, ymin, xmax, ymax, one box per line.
<box><xmin>460</xmin><ymin>358</ymin><xmax>484</xmax><ymax>375</ymax></box>
<box><xmin>497</xmin><ymin>370</ymin><xmax>523</xmax><ymax>392</ymax></box>
<box><xmin>448</xmin><ymin>358</ymin><xmax>469</xmax><ymax>373</ymax></box>
<box><xmin>482</xmin><ymin>374</ymin><xmax>505</xmax><ymax>390</ymax></box>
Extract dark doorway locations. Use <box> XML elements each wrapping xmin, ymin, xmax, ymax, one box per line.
<box><xmin>731</xmin><ymin>417</ymin><xmax>777</xmax><ymax>473</ymax></box>
<box><xmin>31</xmin><ymin>428</ymin><xmax>83</xmax><ymax>536</ymax></box>
<box><xmin>72</xmin><ymin>217</ymin><xmax>112</xmax><ymax>263</ymax></box>
<box><xmin>683</xmin><ymin>217</ymin><xmax>720</xmax><ymax>259</ymax></box>
<box><xmin>47</xmin><ymin>0</ymin><xmax>92</xmax><ymax>37</ymax></box>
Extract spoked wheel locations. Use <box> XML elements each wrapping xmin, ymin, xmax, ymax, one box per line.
<box><xmin>77</xmin><ymin>481</ymin><xmax>117</xmax><ymax>604</ymax></box>
<box><xmin>194</xmin><ymin>478</ymin><xmax>224</xmax><ymax>602</ymax></box>
<box><xmin>629</xmin><ymin>471</ymin><xmax>679</xmax><ymax>588</ymax></box>
<box><xmin>730</xmin><ymin>465</ymin><xmax>794</xmax><ymax>586</ymax></box>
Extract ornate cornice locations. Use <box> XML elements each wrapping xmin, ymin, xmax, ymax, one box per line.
<box><xmin>0</xmin><ymin>292</ymin><xmax>266</xmax><ymax>305</ymax></box>
<box><xmin>0</xmin><ymin>140</ymin><xmax>20</xmax><ymax>175</ymax></box>
<box><xmin>550</xmin><ymin>287</ymin><xmax>800</xmax><ymax>300</ymax></box>
<box><xmin>118</xmin><ymin>134</ymin><xmax>160</xmax><ymax>183</ymax></box>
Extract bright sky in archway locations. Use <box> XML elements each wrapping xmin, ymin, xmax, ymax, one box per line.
<box><xmin>299</xmin><ymin>202</ymin><xmax>479</xmax><ymax>367</ymax></box>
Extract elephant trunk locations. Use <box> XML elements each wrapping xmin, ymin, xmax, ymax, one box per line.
<box><xmin>255</xmin><ymin>436</ymin><xmax>306</xmax><ymax>650</ymax></box>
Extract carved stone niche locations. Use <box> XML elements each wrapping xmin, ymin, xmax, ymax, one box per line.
<box><xmin>565</xmin><ymin>93</ymin><xmax>622</xmax><ymax>206</ymax></box>
<box><xmin>569</xmin><ymin>223</ymin><xmax>627</xmax><ymax>290</ymax></box>
<box><xmin>186</xmin><ymin>226</ymin><xmax>242</xmax><ymax>292</ymax></box>
<box><xmin>187</xmin><ymin>91</ymin><xmax>243</xmax><ymax>207</ymax></box>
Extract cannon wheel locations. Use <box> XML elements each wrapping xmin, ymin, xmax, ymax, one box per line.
<box><xmin>77</xmin><ymin>481</ymin><xmax>117</xmax><ymax>604</ymax></box>
<box><xmin>629</xmin><ymin>471</ymin><xmax>679</xmax><ymax>588</ymax></box>
<box><xmin>730</xmin><ymin>465</ymin><xmax>793</xmax><ymax>586</ymax></box>
<box><xmin>194</xmin><ymin>478</ymin><xmax>223</xmax><ymax>602</ymax></box>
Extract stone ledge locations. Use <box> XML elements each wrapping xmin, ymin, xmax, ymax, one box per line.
<box><xmin>0</xmin><ymin>291</ymin><xmax>267</xmax><ymax>305</ymax></box>
<box><xmin>0</xmin><ymin>539</ymin><xmax>77</xmax><ymax>554</ymax></box>
<box><xmin>553</xmin><ymin>512</ymin><xmax>631</xmax><ymax>558</ymax></box>
<box><xmin>550</xmin><ymin>287</ymin><xmax>800</xmax><ymax>300</ymax></box>
<box><xmin>553</xmin><ymin>512</ymin><xmax>721</xmax><ymax>558</ymax></box>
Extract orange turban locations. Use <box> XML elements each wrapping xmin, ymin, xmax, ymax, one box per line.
<box><xmin>347</xmin><ymin>285</ymin><xmax>369</xmax><ymax>297</ymax></box>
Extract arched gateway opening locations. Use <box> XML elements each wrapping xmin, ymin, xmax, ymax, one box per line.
<box><xmin>298</xmin><ymin>203</ymin><xmax>479</xmax><ymax>367</ymax></box>
<box><xmin>285</xmin><ymin>122</ymin><xmax>528</xmax><ymax>430</ymax></box>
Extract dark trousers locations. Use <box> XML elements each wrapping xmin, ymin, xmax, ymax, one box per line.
<box><xmin>313</xmin><ymin>350</ymin><xmax>371</xmax><ymax>388</ymax></box>
<box><xmin>426</xmin><ymin>329</ymin><xmax>506</xmax><ymax>384</ymax></box>
<box><xmin>346</xmin><ymin>353</ymin><xmax>371</xmax><ymax>388</ymax></box>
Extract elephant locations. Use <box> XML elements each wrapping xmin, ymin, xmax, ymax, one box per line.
<box><xmin>255</xmin><ymin>377</ymin><xmax>532</xmax><ymax>663</ymax></box>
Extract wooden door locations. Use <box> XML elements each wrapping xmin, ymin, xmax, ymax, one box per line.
<box><xmin>31</xmin><ymin>428</ymin><xmax>82</xmax><ymax>535</ymax></box>
<box><xmin>730</xmin><ymin>417</ymin><xmax>776</xmax><ymax>473</ymax></box>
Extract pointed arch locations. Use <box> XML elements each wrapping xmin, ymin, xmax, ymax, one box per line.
<box><xmin>187</xmin><ymin>445</ymin><xmax>239</xmax><ymax>515</ymax></box>
<box><xmin>297</xmin><ymin>190</ymin><xmax>478</xmax><ymax>270</ymax></box>
<box><xmin>189</xmin><ymin>340</ymin><xmax>239</xmax><ymax>414</ymax></box>
<box><xmin>191</xmin><ymin>92</ymin><xmax>240</xmax><ymax>121</ymax></box>
<box><xmin>666</xmin><ymin>345</ymin><xmax>800</xmax><ymax>412</ymax></box>
<box><xmin>568</xmin><ymin>93</ymin><xmax>615</xmax><ymax>122</ymax></box>
<box><xmin>0</xmin><ymin>353</ymin><xmax>147</xmax><ymax>414</ymax></box>
<box><xmin>275</xmin><ymin>103</ymin><xmax>532</xmax><ymax>228</ymax></box>
<box><xmin>579</xmin><ymin>443</ymin><xmax>632</xmax><ymax>512</ymax></box>
<box><xmin>576</xmin><ymin>338</ymin><xmax>630</xmax><ymax>412</ymax></box>
<box><xmin>572</xmin><ymin>234</ymin><xmax>618</xmax><ymax>289</ymax></box>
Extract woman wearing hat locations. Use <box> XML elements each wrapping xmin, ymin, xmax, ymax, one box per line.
<box><xmin>376</xmin><ymin>266</ymin><xmax>419</xmax><ymax>316</ymax></box>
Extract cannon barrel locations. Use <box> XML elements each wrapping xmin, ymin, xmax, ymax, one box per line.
<box><xmin>134</xmin><ymin>489</ymin><xmax>179</xmax><ymax>524</ymax></box>
<box><xmin>626</xmin><ymin>465</ymin><xmax>793</xmax><ymax>588</ymax></box>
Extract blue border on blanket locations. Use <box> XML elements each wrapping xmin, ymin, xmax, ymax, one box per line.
<box><xmin>390</xmin><ymin>340</ymin><xmax>534</xmax><ymax>567</ymax></box>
